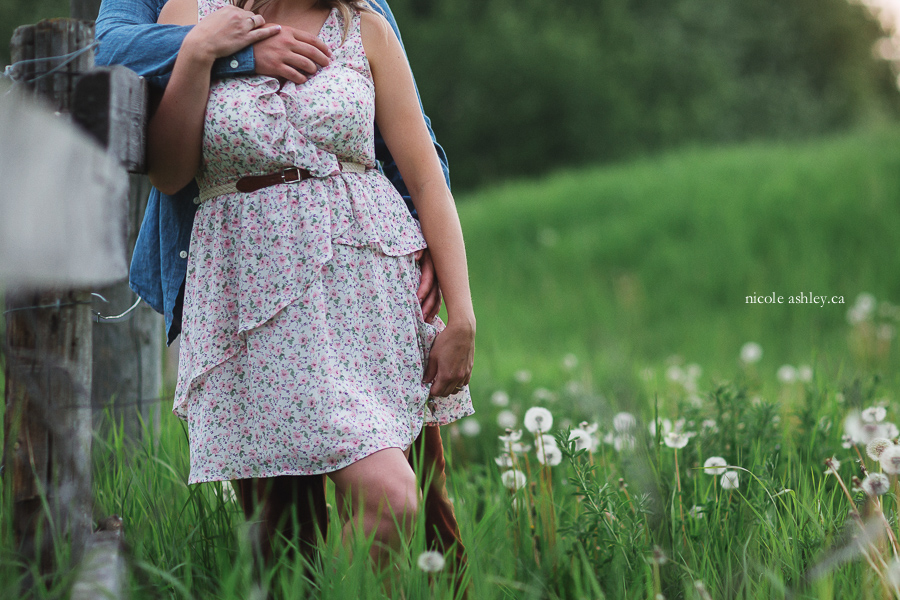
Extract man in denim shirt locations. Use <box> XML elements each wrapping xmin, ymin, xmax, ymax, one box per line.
<box><xmin>95</xmin><ymin>0</ymin><xmax>466</xmax><ymax>585</ymax></box>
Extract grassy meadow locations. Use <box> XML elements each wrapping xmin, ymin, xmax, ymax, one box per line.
<box><xmin>3</xmin><ymin>128</ymin><xmax>900</xmax><ymax>599</ymax></box>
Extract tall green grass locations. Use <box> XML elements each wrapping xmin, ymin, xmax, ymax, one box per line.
<box><xmin>3</xmin><ymin>128</ymin><xmax>900</xmax><ymax>599</ymax></box>
<box><xmin>461</xmin><ymin>127</ymin><xmax>900</xmax><ymax>386</ymax></box>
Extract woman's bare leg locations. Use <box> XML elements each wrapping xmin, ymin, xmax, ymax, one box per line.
<box><xmin>329</xmin><ymin>447</ymin><xmax>418</xmax><ymax>564</ymax></box>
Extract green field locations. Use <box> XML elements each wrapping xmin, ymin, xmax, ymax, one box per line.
<box><xmin>3</xmin><ymin>128</ymin><xmax>900</xmax><ymax>599</ymax></box>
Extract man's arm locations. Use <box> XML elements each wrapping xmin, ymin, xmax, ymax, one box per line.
<box><xmin>368</xmin><ymin>0</ymin><xmax>450</xmax><ymax>202</ymax></box>
<box><xmin>95</xmin><ymin>0</ymin><xmax>255</xmax><ymax>87</ymax></box>
<box><xmin>95</xmin><ymin>0</ymin><xmax>331</xmax><ymax>87</ymax></box>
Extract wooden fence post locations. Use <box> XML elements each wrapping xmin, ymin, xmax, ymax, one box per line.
<box><xmin>3</xmin><ymin>17</ymin><xmax>98</xmax><ymax>575</ymax></box>
<box><xmin>69</xmin><ymin>0</ymin><xmax>165</xmax><ymax>442</ymax></box>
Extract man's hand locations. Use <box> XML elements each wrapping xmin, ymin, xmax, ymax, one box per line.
<box><xmin>254</xmin><ymin>25</ymin><xmax>333</xmax><ymax>85</ymax></box>
<box><xmin>416</xmin><ymin>249</ymin><xmax>442</xmax><ymax>323</ymax></box>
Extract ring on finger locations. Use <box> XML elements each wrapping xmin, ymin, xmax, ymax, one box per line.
<box><xmin>247</xmin><ymin>16</ymin><xmax>257</xmax><ymax>28</ymax></box>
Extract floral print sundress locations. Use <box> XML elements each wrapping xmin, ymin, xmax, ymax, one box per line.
<box><xmin>174</xmin><ymin>0</ymin><xmax>473</xmax><ymax>484</ymax></box>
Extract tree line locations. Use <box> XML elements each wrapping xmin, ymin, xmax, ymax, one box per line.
<box><xmin>3</xmin><ymin>0</ymin><xmax>896</xmax><ymax>190</ymax></box>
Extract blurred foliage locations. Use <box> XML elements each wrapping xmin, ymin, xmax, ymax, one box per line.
<box><xmin>2</xmin><ymin>0</ymin><xmax>898</xmax><ymax>189</ymax></box>
<box><xmin>392</xmin><ymin>0</ymin><xmax>900</xmax><ymax>188</ymax></box>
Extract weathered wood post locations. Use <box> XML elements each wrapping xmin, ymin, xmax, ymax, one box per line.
<box><xmin>4</xmin><ymin>18</ymin><xmax>99</xmax><ymax>571</ymax></box>
<box><xmin>71</xmin><ymin>0</ymin><xmax>165</xmax><ymax>443</ymax></box>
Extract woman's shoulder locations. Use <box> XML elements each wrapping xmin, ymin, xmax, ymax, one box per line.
<box><xmin>358</xmin><ymin>8</ymin><xmax>396</xmax><ymax>61</ymax></box>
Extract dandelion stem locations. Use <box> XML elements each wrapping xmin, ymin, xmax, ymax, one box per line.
<box><xmin>674</xmin><ymin>448</ymin><xmax>688</xmax><ymax>551</ymax></box>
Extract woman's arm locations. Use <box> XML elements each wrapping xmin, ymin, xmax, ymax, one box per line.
<box><xmin>147</xmin><ymin>0</ymin><xmax>279</xmax><ymax>194</ymax></box>
<box><xmin>361</xmin><ymin>12</ymin><xmax>475</xmax><ymax>397</ymax></box>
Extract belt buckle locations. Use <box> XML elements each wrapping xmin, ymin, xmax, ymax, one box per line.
<box><xmin>282</xmin><ymin>167</ymin><xmax>302</xmax><ymax>184</ymax></box>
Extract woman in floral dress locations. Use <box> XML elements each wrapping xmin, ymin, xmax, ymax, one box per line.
<box><xmin>147</xmin><ymin>0</ymin><xmax>475</xmax><ymax>559</ymax></box>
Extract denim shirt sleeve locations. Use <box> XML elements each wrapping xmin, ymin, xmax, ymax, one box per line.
<box><xmin>95</xmin><ymin>0</ymin><xmax>255</xmax><ymax>88</ymax></box>
<box><xmin>369</xmin><ymin>0</ymin><xmax>451</xmax><ymax>215</ymax></box>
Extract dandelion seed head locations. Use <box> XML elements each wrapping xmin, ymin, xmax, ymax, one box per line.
<box><xmin>862</xmin><ymin>406</ymin><xmax>887</xmax><ymax>423</ymax></box>
<box><xmin>650</xmin><ymin>545</ymin><xmax>668</xmax><ymax>565</ymax></box>
<box><xmin>862</xmin><ymin>473</ymin><xmax>890</xmax><ymax>496</ymax></box>
<box><xmin>824</xmin><ymin>456</ymin><xmax>841</xmax><ymax>476</ymax></box>
<box><xmin>880</xmin><ymin>445</ymin><xmax>900</xmax><ymax>475</ymax></box>
<box><xmin>459</xmin><ymin>417</ymin><xmax>481</xmax><ymax>437</ymax></box>
<box><xmin>688</xmin><ymin>505</ymin><xmax>705</xmax><ymax>519</ymax></box>
<box><xmin>701</xmin><ymin>419</ymin><xmax>719</xmax><ymax>433</ymax></box>
<box><xmin>514</xmin><ymin>369</ymin><xmax>532</xmax><ymax>383</ymax></box>
<box><xmin>663</xmin><ymin>431</ymin><xmax>690</xmax><ymax>449</ymax></box>
<box><xmin>490</xmin><ymin>390</ymin><xmax>510</xmax><ymax>407</ymax></box>
<box><xmin>538</xmin><ymin>434</ymin><xmax>558</xmax><ymax>448</ymax></box>
<box><xmin>417</xmin><ymin>551</ymin><xmax>446</xmax><ymax>572</ymax></box>
<box><xmin>523</xmin><ymin>406</ymin><xmax>553</xmax><ymax>433</ymax></box>
<box><xmin>866</xmin><ymin>438</ymin><xmax>892</xmax><ymax>461</ymax></box>
<box><xmin>739</xmin><ymin>342</ymin><xmax>763</xmax><ymax>364</ymax></box>
<box><xmin>494</xmin><ymin>455</ymin><xmax>513</xmax><ymax>468</ymax></box>
<box><xmin>841</xmin><ymin>434</ymin><xmax>853</xmax><ymax>449</ymax></box>
<box><xmin>666</xmin><ymin>365</ymin><xmax>684</xmax><ymax>383</ymax></box>
<box><xmin>510</xmin><ymin>441</ymin><xmax>531</xmax><ymax>455</ymax></box>
<box><xmin>500</xmin><ymin>469</ymin><xmax>527</xmax><ymax>490</ymax></box>
<box><xmin>613</xmin><ymin>411</ymin><xmax>637</xmax><ymax>432</ymax></box>
<box><xmin>878</xmin><ymin>323</ymin><xmax>895</xmax><ymax>341</ymax></box>
<box><xmin>498</xmin><ymin>429</ymin><xmax>523</xmax><ymax>444</ymax></box>
<box><xmin>703</xmin><ymin>456</ymin><xmax>728</xmax><ymax>475</ymax></box>
<box><xmin>536</xmin><ymin>444</ymin><xmax>563</xmax><ymax>466</ymax></box>
<box><xmin>497</xmin><ymin>410</ymin><xmax>517</xmax><ymax>429</ymax></box>
<box><xmin>777</xmin><ymin>365</ymin><xmax>798</xmax><ymax>384</ymax></box>
<box><xmin>798</xmin><ymin>365</ymin><xmax>813</xmax><ymax>382</ymax></box>
<box><xmin>562</xmin><ymin>353</ymin><xmax>579</xmax><ymax>370</ymax></box>
<box><xmin>721</xmin><ymin>470</ymin><xmax>740</xmax><ymax>490</ymax></box>
<box><xmin>580</xmin><ymin>421</ymin><xmax>599</xmax><ymax>435</ymax></box>
<box><xmin>569</xmin><ymin>428</ymin><xmax>595</xmax><ymax>452</ymax></box>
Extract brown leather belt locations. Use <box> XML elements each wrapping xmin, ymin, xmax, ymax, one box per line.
<box><xmin>198</xmin><ymin>162</ymin><xmax>368</xmax><ymax>204</ymax></box>
<box><xmin>235</xmin><ymin>166</ymin><xmax>316</xmax><ymax>193</ymax></box>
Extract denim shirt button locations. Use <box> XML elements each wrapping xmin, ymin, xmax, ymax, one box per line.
<box><xmin>179</xmin><ymin>250</ymin><xmax>188</xmax><ymax>259</ymax></box>
<box><xmin>193</xmin><ymin>197</ymin><xmax>200</xmax><ymax>205</ymax></box>
<box><xmin>230</xmin><ymin>59</ymin><xmax>239</xmax><ymax>69</ymax></box>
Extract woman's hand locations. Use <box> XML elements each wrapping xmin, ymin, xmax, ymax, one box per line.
<box><xmin>183</xmin><ymin>0</ymin><xmax>280</xmax><ymax>65</ymax></box>
<box><xmin>423</xmin><ymin>320</ymin><xmax>475</xmax><ymax>398</ymax></box>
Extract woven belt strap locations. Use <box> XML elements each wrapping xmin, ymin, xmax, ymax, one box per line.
<box><xmin>198</xmin><ymin>161</ymin><xmax>368</xmax><ymax>204</ymax></box>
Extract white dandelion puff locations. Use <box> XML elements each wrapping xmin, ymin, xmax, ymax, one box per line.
<box><xmin>490</xmin><ymin>390</ymin><xmax>510</xmax><ymax>407</ymax></box>
<box><xmin>514</xmin><ymin>369</ymin><xmax>532</xmax><ymax>383</ymax></box>
<box><xmin>880</xmin><ymin>445</ymin><xmax>900</xmax><ymax>475</ymax></box>
<box><xmin>510</xmin><ymin>441</ymin><xmax>532</xmax><ymax>455</ymax></box>
<box><xmin>703</xmin><ymin>456</ymin><xmax>728</xmax><ymax>475</ymax></box>
<box><xmin>777</xmin><ymin>365</ymin><xmax>798</xmax><ymax>384</ymax></box>
<box><xmin>740</xmin><ymin>339</ymin><xmax>763</xmax><ymax>364</ymax></box>
<box><xmin>798</xmin><ymin>365</ymin><xmax>813</xmax><ymax>383</ymax></box>
<box><xmin>538</xmin><ymin>434</ymin><xmax>558</xmax><ymax>449</ymax></box>
<box><xmin>663</xmin><ymin>431</ymin><xmax>690</xmax><ymax>449</ymax></box>
<box><xmin>866</xmin><ymin>438</ymin><xmax>892</xmax><ymax>461</ymax></box>
<box><xmin>497</xmin><ymin>410</ymin><xmax>517</xmax><ymax>429</ymax></box>
<box><xmin>862</xmin><ymin>473</ymin><xmax>890</xmax><ymax>496</ymax></box>
<box><xmin>417</xmin><ymin>551</ymin><xmax>446</xmax><ymax>572</ymax></box>
<box><xmin>613</xmin><ymin>412</ymin><xmax>637</xmax><ymax>432</ymax></box>
<box><xmin>501</xmin><ymin>469</ymin><xmax>527</xmax><ymax>490</ymax></box>
<box><xmin>568</xmin><ymin>428</ymin><xmax>596</xmax><ymax>452</ymax></box>
<box><xmin>523</xmin><ymin>407</ymin><xmax>553</xmax><ymax>433</ymax></box>
<box><xmin>862</xmin><ymin>406</ymin><xmax>887</xmax><ymax>423</ymax></box>
<box><xmin>562</xmin><ymin>353</ymin><xmax>579</xmax><ymax>370</ymax></box>
<box><xmin>720</xmin><ymin>471</ymin><xmax>740</xmax><ymax>490</ymax></box>
<box><xmin>878</xmin><ymin>323</ymin><xmax>895</xmax><ymax>341</ymax></box>
<box><xmin>666</xmin><ymin>365</ymin><xmax>685</xmax><ymax>383</ymax></box>
<box><xmin>537</xmin><ymin>444</ymin><xmax>563</xmax><ymax>466</ymax></box>
<box><xmin>701</xmin><ymin>419</ymin><xmax>719</xmax><ymax>433</ymax></box>
<box><xmin>649</xmin><ymin>418</ymin><xmax>673</xmax><ymax>437</ymax></box>
<box><xmin>494</xmin><ymin>454</ymin><xmax>514</xmax><ymax>468</ymax></box>
<box><xmin>498</xmin><ymin>429</ymin><xmax>523</xmax><ymax>444</ymax></box>
<box><xmin>459</xmin><ymin>417</ymin><xmax>481</xmax><ymax>437</ymax></box>
<box><xmin>824</xmin><ymin>456</ymin><xmax>841</xmax><ymax>476</ymax></box>
<box><xmin>688</xmin><ymin>505</ymin><xmax>705</xmax><ymax>519</ymax></box>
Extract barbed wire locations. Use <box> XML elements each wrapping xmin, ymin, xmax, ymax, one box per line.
<box><xmin>2</xmin><ymin>41</ymin><xmax>100</xmax><ymax>85</ymax></box>
<box><xmin>2</xmin><ymin>293</ymin><xmax>146</xmax><ymax>324</ymax></box>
